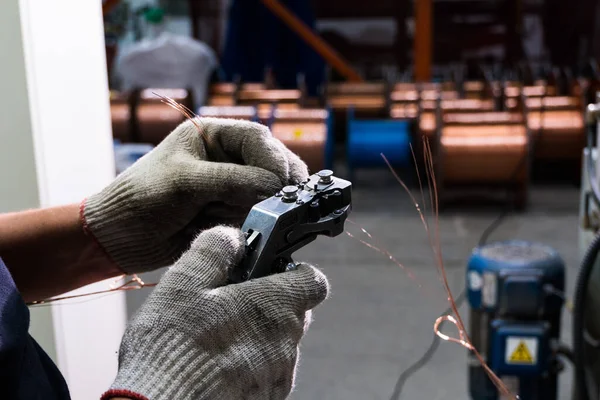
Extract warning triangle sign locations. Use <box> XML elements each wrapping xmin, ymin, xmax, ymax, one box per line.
<box><xmin>509</xmin><ymin>341</ymin><xmax>534</xmax><ymax>363</ymax></box>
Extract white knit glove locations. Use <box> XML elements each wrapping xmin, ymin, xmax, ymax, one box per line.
<box><xmin>81</xmin><ymin>118</ymin><xmax>308</xmax><ymax>274</ymax></box>
<box><xmin>101</xmin><ymin>226</ymin><xmax>329</xmax><ymax>400</ymax></box>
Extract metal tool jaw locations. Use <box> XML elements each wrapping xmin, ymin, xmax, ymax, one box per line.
<box><xmin>229</xmin><ymin>170</ymin><xmax>352</xmax><ymax>283</ymax></box>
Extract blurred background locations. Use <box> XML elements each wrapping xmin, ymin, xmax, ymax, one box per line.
<box><xmin>4</xmin><ymin>0</ymin><xmax>600</xmax><ymax>399</ymax></box>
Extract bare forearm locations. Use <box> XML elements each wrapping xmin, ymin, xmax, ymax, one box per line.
<box><xmin>0</xmin><ymin>204</ymin><xmax>122</xmax><ymax>303</ymax></box>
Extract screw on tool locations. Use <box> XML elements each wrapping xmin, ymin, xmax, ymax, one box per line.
<box><xmin>281</xmin><ymin>185</ymin><xmax>299</xmax><ymax>202</ymax></box>
<box><xmin>317</xmin><ymin>169</ymin><xmax>333</xmax><ymax>184</ymax></box>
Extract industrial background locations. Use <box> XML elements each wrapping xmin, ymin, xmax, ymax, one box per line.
<box><xmin>4</xmin><ymin>0</ymin><xmax>600</xmax><ymax>399</ymax></box>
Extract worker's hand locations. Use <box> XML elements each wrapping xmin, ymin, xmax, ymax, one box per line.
<box><xmin>81</xmin><ymin>118</ymin><xmax>308</xmax><ymax>274</ymax></box>
<box><xmin>100</xmin><ymin>226</ymin><xmax>329</xmax><ymax>400</ymax></box>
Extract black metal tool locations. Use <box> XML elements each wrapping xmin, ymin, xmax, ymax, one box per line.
<box><xmin>229</xmin><ymin>169</ymin><xmax>352</xmax><ymax>283</ymax></box>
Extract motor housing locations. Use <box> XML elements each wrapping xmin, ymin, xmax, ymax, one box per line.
<box><xmin>466</xmin><ymin>240</ymin><xmax>565</xmax><ymax>399</ymax></box>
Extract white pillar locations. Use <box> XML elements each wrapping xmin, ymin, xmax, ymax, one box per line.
<box><xmin>0</xmin><ymin>1</ymin><xmax>127</xmax><ymax>399</ymax></box>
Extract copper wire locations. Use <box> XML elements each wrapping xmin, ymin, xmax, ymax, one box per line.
<box><xmin>327</xmin><ymin>96</ymin><xmax>386</xmax><ymax>110</ymax></box>
<box><xmin>505</xmin><ymin>94</ymin><xmax>585</xmax><ymax>159</ymax></box>
<box><xmin>238</xmin><ymin>89</ymin><xmax>302</xmax><ymax>103</ymax></box>
<box><xmin>154</xmin><ymin>93</ymin><xmax>210</xmax><ymax>147</ymax></box>
<box><xmin>326</xmin><ymin>82</ymin><xmax>388</xmax><ymax>110</ymax></box>
<box><xmin>27</xmin><ymin>275</ymin><xmax>157</xmax><ymax>306</ymax></box>
<box><xmin>327</xmin><ymin>82</ymin><xmax>387</xmax><ymax>94</ymax></box>
<box><xmin>390</xmin><ymin>103</ymin><xmax>419</xmax><ymax>119</ymax></box>
<box><xmin>526</xmin><ymin>96</ymin><xmax>580</xmax><ymax>110</ymax></box>
<box><xmin>381</xmin><ymin>143</ymin><xmax>519</xmax><ymax>399</ymax></box>
<box><xmin>438</xmin><ymin>111</ymin><xmax>528</xmax><ymax>185</ymax></box>
<box><xmin>135</xmin><ymin>90</ymin><xmax>191</xmax><ymax>145</ymax></box>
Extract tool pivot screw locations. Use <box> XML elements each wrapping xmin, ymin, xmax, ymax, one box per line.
<box><xmin>281</xmin><ymin>185</ymin><xmax>299</xmax><ymax>202</ymax></box>
<box><xmin>317</xmin><ymin>169</ymin><xmax>333</xmax><ymax>184</ymax></box>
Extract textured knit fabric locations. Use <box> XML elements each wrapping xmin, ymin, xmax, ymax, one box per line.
<box><xmin>0</xmin><ymin>257</ymin><xmax>71</xmax><ymax>400</ymax></box>
<box><xmin>101</xmin><ymin>226</ymin><xmax>329</xmax><ymax>400</ymax></box>
<box><xmin>82</xmin><ymin>118</ymin><xmax>308</xmax><ymax>274</ymax></box>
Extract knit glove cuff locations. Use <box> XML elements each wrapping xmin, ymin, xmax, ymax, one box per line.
<box><xmin>81</xmin><ymin>177</ymin><xmax>146</xmax><ymax>273</ymax></box>
<box><xmin>100</xmin><ymin>330</ymin><xmax>218</xmax><ymax>400</ymax></box>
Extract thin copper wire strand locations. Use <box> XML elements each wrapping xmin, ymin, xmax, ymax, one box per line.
<box><xmin>344</xmin><ymin>221</ymin><xmax>460</xmax><ymax>313</ymax></box>
<box><xmin>434</xmin><ymin>315</ymin><xmax>473</xmax><ymax>349</ymax></box>
<box><xmin>422</xmin><ymin>139</ymin><xmax>516</xmax><ymax>398</ymax></box>
<box><xmin>410</xmin><ymin>142</ymin><xmax>429</xmax><ymax>220</ymax></box>
<box><xmin>381</xmin><ymin>143</ymin><xmax>519</xmax><ymax>400</ymax></box>
<box><xmin>381</xmin><ymin>152</ymin><xmax>443</xmax><ymax>285</ymax></box>
<box><xmin>153</xmin><ymin>92</ymin><xmax>209</xmax><ymax>145</ymax></box>
<box><xmin>345</xmin><ymin>221</ymin><xmax>422</xmax><ymax>287</ymax></box>
<box><xmin>26</xmin><ymin>276</ymin><xmax>158</xmax><ymax>306</ymax></box>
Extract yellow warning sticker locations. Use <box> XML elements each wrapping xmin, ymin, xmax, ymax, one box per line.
<box><xmin>505</xmin><ymin>337</ymin><xmax>537</xmax><ymax>365</ymax></box>
<box><xmin>293</xmin><ymin>129</ymin><xmax>303</xmax><ymax>139</ymax></box>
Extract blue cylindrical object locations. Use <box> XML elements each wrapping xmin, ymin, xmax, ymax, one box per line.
<box><xmin>346</xmin><ymin>110</ymin><xmax>412</xmax><ymax>175</ymax></box>
<box><xmin>466</xmin><ymin>240</ymin><xmax>565</xmax><ymax>400</ymax></box>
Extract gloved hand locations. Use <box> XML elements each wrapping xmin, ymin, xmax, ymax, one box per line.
<box><xmin>81</xmin><ymin>118</ymin><xmax>308</xmax><ymax>274</ymax></box>
<box><xmin>100</xmin><ymin>226</ymin><xmax>329</xmax><ymax>400</ymax></box>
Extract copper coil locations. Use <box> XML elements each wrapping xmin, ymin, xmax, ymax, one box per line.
<box><xmin>505</xmin><ymin>84</ymin><xmax>554</xmax><ymax>98</ymax></box>
<box><xmin>463</xmin><ymin>81</ymin><xmax>486</xmax><ymax>97</ymax></box>
<box><xmin>136</xmin><ymin>103</ymin><xmax>186</xmax><ymax>144</ymax></box>
<box><xmin>440</xmin><ymin>124</ymin><xmax>528</xmax><ymax>184</ymax></box>
<box><xmin>208</xmin><ymin>82</ymin><xmax>237</xmax><ymax>105</ymax></box>
<box><xmin>390</xmin><ymin>103</ymin><xmax>419</xmax><ymax>119</ymax></box>
<box><xmin>444</xmin><ymin>112</ymin><xmax>525</xmax><ymax>126</ymax></box>
<box><xmin>441</xmin><ymin>99</ymin><xmax>495</xmax><ymax>111</ymax></box>
<box><xmin>270</xmin><ymin>110</ymin><xmax>328</xmax><ymax>172</ymax></box>
<box><xmin>240</xmin><ymin>83</ymin><xmax>266</xmax><ymax>92</ymax></box>
<box><xmin>238</xmin><ymin>89</ymin><xmax>302</xmax><ymax>104</ymax></box>
<box><xmin>419</xmin><ymin>112</ymin><xmax>436</xmax><ymax>139</ymax></box>
<box><xmin>525</xmin><ymin>96</ymin><xmax>580</xmax><ymax>110</ymax></box>
<box><xmin>420</xmin><ymin>90</ymin><xmax>459</xmax><ymax>101</ymax></box>
<box><xmin>464</xmin><ymin>81</ymin><xmax>485</xmax><ymax>91</ymax></box>
<box><xmin>210</xmin><ymin>83</ymin><xmax>236</xmax><ymax>95</ymax></box>
<box><xmin>419</xmin><ymin>95</ymin><xmax>479</xmax><ymax>109</ymax></box>
<box><xmin>420</xmin><ymin>100</ymin><xmax>437</xmax><ymax>111</ymax></box>
<box><xmin>327</xmin><ymin>82</ymin><xmax>386</xmax><ymax>95</ymax></box>
<box><xmin>198</xmin><ymin>106</ymin><xmax>257</xmax><ymax>120</ymax></box>
<box><xmin>136</xmin><ymin>88</ymin><xmax>189</xmax><ymax>145</ymax></box>
<box><xmin>417</xmin><ymin>102</ymin><xmax>502</xmax><ymax>139</ymax></box>
<box><xmin>207</xmin><ymin>95</ymin><xmax>236</xmax><ymax>106</ymax></box>
<box><xmin>327</xmin><ymin>95</ymin><xmax>386</xmax><ymax>110</ymax></box>
<box><xmin>390</xmin><ymin>90</ymin><xmax>419</xmax><ymax>102</ymax></box>
<box><xmin>256</xmin><ymin>102</ymin><xmax>300</xmax><ymax>120</ymax></box>
<box><xmin>504</xmin><ymin>98</ymin><xmax>523</xmax><ymax>110</ymax></box>
<box><xmin>110</xmin><ymin>91</ymin><xmax>131</xmax><ymax>142</ymax></box>
<box><xmin>393</xmin><ymin>83</ymin><xmax>417</xmax><ymax>92</ymax></box>
<box><xmin>527</xmin><ymin>109</ymin><xmax>585</xmax><ymax>159</ymax></box>
<box><xmin>272</xmin><ymin>108</ymin><xmax>328</xmax><ymax>120</ymax></box>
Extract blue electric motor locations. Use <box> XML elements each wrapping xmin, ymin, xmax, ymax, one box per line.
<box><xmin>466</xmin><ymin>240</ymin><xmax>566</xmax><ymax>400</ymax></box>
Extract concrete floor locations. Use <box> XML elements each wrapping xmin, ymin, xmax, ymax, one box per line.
<box><xmin>126</xmin><ymin>172</ymin><xmax>582</xmax><ymax>400</ymax></box>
